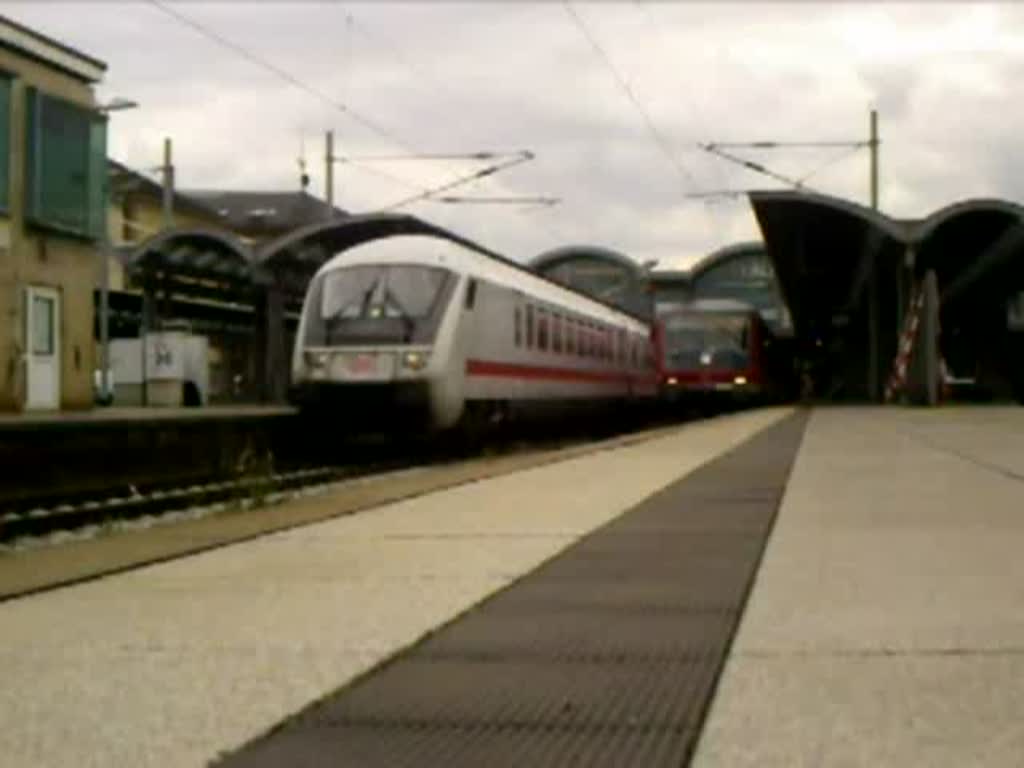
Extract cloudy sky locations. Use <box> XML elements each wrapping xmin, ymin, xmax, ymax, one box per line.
<box><xmin>5</xmin><ymin>1</ymin><xmax>1022</xmax><ymax>268</ymax></box>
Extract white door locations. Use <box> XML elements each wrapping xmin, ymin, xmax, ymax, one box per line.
<box><xmin>25</xmin><ymin>286</ymin><xmax>60</xmax><ymax>410</ymax></box>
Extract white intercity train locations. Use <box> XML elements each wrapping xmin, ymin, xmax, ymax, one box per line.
<box><xmin>289</xmin><ymin>233</ymin><xmax>659</xmax><ymax>432</ymax></box>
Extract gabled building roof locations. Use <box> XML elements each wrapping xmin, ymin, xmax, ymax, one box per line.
<box><xmin>183</xmin><ymin>189</ymin><xmax>349</xmax><ymax>238</ymax></box>
<box><xmin>108</xmin><ymin>159</ymin><xmax>224</xmax><ymax>223</ymax></box>
<box><xmin>0</xmin><ymin>14</ymin><xmax>106</xmax><ymax>83</ymax></box>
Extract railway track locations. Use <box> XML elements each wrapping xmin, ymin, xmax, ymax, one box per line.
<box><xmin>0</xmin><ymin>411</ymin><xmax>684</xmax><ymax>550</ymax></box>
<box><xmin>0</xmin><ymin>462</ymin><xmax>411</xmax><ymax>546</ymax></box>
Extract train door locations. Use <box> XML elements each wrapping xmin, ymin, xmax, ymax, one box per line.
<box><xmin>431</xmin><ymin>273</ymin><xmax>478</xmax><ymax>429</ymax></box>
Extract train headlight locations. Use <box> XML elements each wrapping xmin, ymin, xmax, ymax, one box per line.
<box><xmin>734</xmin><ymin>375</ymin><xmax>748</xmax><ymax>386</ymax></box>
<box><xmin>700</xmin><ymin>352</ymin><xmax>712</xmax><ymax>366</ymax></box>
<box><xmin>666</xmin><ymin>377</ymin><xmax>678</xmax><ymax>386</ymax></box>
<box><xmin>305</xmin><ymin>351</ymin><xmax>330</xmax><ymax>369</ymax></box>
<box><xmin>402</xmin><ymin>351</ymin><xmax>429</xmax><ymax>371</ymax></box>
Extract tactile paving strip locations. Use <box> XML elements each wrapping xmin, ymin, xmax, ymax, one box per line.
<box><xmin>216</xmin><ymin>412</ymin><xmax>808</xmax><ymax>768</ymax></box>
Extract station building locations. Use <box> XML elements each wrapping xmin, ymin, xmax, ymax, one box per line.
<box><xmin>0</xmin><ymin>16</ymin><xmax>107</xmax><ymax>412</ymax></box>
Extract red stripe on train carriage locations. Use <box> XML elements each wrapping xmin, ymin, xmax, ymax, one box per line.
<box><xmin>466</xmin><ymin>359</ymin><xmax>654</xmax><ymax>387</ymax></box>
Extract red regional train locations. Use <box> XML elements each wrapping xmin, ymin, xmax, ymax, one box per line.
<box><xmin>655</xmin><ymin>299</ymin><xmax>791</xmax><ymax>411</ymax></box>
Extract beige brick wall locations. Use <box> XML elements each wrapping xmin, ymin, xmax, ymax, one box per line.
<box><xmin>0</xmin><ymin>44</ymin><xmax>100</xmax><ymax>411</ymax></box>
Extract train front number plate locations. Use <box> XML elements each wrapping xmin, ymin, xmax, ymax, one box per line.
<box><xmin>334</xmin><ymin>353</ymin><xmax>395</xmax><ymax>380</ymax></box>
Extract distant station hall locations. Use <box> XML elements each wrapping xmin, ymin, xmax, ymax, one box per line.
<box><xmin>529</xmin><ymin>245</ymin><xmax>656</xmax><ymax>320</ymax></box>
<box><xmin>649</xmin><ymin>242</ymin><xmax>792</xmax><ymax>336</ymax></box>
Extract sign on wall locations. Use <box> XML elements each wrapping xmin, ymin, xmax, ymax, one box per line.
<box><xmin>145</xmin><ymin>332</ymin><xmax>186</xmax><ymax>380</ymax></box>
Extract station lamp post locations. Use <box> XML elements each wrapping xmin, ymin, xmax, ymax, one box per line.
<box><xmin>96</xmin><ymin>97</ymin><xmax>139</xmax><ymax>404</ymax></box>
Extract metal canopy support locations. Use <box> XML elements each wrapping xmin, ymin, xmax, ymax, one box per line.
<box><xmin>262</xmin><ymin>284</ymin><xmax>287</xmax><ymax>403</ymax></box>
<box><xmin>906</xmin><ymin>270</ymin><xmax>940</xmax><ymax>406</ymax></box>
<box><xmin>899</xmin><ymin>244</ymin><xmax>915</xmax><ymax>344</ymax></box>
<box><xmin>844</xmin><ymin>225</ymin><xmax>886</xmax><ymax>313</ymax></box>
<box><xmin>867</xmin><ymin>255</ymin><xmax>880</xmax><ymax>401</ymax></box>
<box><xmin>922</xmin><ymin>270</ymin><xmax>940</xmax><ymax>406</ymax></box>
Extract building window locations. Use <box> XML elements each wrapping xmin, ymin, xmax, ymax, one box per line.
<box><xmin>514</xmin><ymin>306</ymin><xmax>522</xmax><ymax>346</ymax></box>
<box><xmin>31</xmin><ymin>294</ymin><xmax>54</xmax><ymax>354</ymax></box>
<box><xmin>525</xmin><ymin>305</ymin><xmax>534</xmax><ymax>348</ymax></box>
<box><xmin>25</xmin><ymin>88</ymin><xmax>107</xmax><ymax>239</ymax></box>
<box><xmin>552</xmin><ymin>313</ymin><xmax>562</xmax><ymax>353</ymax></box>
<box><xmin>537</xmin><ymin>308</ymin><xmax>549</xmax><ymax>351</ymax></box>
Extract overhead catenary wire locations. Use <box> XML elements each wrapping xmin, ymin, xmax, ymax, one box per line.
<box><xmin>148</xmin><ymin>0</ymin><xmax>547</xmax><ymax>207</ymax></box>
<box><xmin>329</xmin><ymin>2</ymin><xmax>511</xmax><ymax>199</ymax></box>
<box><xmin>796</xmin><ymin>143</ymin><xmax>867</xmax><ymax>184</ymax></box>
<box><xmin>562</xmin><ymin>1</ymin><xmax>701</xmax><ymax>195</ymax></box>
<box><xmin>630</xmin><ymin>1</ymin><xmax>730</xmax><ymax>193</ymax></box>
<box><xmin>149</xmin><ymin>0</ymin><xmax>568</xmax><ymax>244</ymax></box>
<box><xmin>562</xmin><ymin>0</ymin><xmax>719</xmax><ymax>254</ymax></box>
<box><xmin>331</xmin><ymin>4</ymin><xmax>564</xmax><ymax>233</ymax></box>
<box><xmin>378</xmin><ymin>152</ymin><xmax>536</xmax><ymax>212</ymax></box>
<box><xmin>146</xmin><ymin>0</ymin><xmax>417</xmax><ymax>154</ymax></box>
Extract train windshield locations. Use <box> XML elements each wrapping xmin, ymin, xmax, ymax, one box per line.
<box><xmin>305</xmin><ymin>264</ymin><xmax>455</xmax><ymax>346</ymax></box>
<box><xmin>663</xmin><ymin>313</ymin><xmax>750</xmax><ymax>368</ymax></box>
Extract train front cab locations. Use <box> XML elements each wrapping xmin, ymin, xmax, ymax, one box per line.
<box><xmin>657</xmin><ymin>308</ymin><xmax>770</xmax><ymax>412</ymax></box>
<box><xmin>289</xmin><ymin>259</ymin><xmax>466</xmax><ymax>432</ymax></box>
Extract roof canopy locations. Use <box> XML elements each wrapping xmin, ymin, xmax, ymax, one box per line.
<box><xmin>124</xmin><ymin>227</ymin><xmax>257</xmax><ymax>303</ymax></box>
<box><xmin>747</xmin><ymin>191</ymin><xmax>1024</xmax><ymax>338</ymax></box>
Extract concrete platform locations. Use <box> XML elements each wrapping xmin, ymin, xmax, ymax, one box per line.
<box><xmin>215</xmin><ymin>411</ymin><xmax>807</xmax><ymax>767</ymax></box>
<box><xmin>0</xmin><ymin>407</ymin><xmax>791</xmax><ymax>768</ymax></box>
<box><xmin>693</xmin><ymin>406</ymin><xmax>1024</xmax><ymax>767</ymax></box>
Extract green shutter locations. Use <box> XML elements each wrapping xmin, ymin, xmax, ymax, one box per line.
<box><xmin>24</xmin><ymin>88</ymin><xmax>98</xmax><ymax>238</ymax></box>
<box><xmin>88</xmin><ymin>116</ymin><xmax>107</xmax><ymax>238</ymax></box>
<box><xmin>25</xmin><ymin>86</ymin><xmax>39</xmax><ymax>219</ymax></box>
<box><xmin>0</xmin><ymin>77</ymin><xmax>10</xmax><ymax>211</ymax></box>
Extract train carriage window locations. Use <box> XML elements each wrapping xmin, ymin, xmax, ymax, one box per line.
<box><xmin>537</xmin><ymin>308</ymin><xmax>549</xmax><ymax>351</ymax></box>
<box><xmin>552</xmin><ymin>313</ymin><xmax>563</xmax><ymax>353</ymax></box>
<box><xmin>631</xmin><ymin>339</ymin><xmax>639</xmax><ymax>367</ymax></box>
<box><xmin>618</xmin><ymin>329</ymin><xmax>627</xmax><ymax>365</ymax></box>
<box><xmin>514</xmin><ymin>306</ymin><xmax>522</xmax><ymax>347</ymax></box>
<box><xmin>581</xmin><ymin>323</ymin><xmax>589</xmax><ymax>357</ymax></box>
<box><xmin>566</xmin><ymin>318</ymin><xmax>575</xmax><ymax>355</ymax></box>
<box><xmin>465</xmin><ymin>278</ymin><xmax>477</xmax><ymax>309</ymax></box>
<box><xmin>525</xmin><ymin>305</ymin><xmax>535</xmax><ymax>348</ymax></box>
